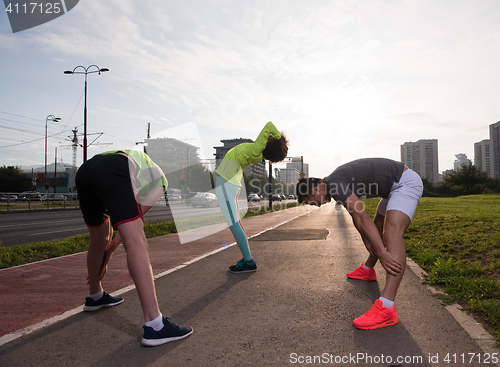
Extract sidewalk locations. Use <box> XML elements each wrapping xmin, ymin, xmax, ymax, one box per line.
<box><xmin>1</xmin><ymin>203</ymin><xmax>499</xmax><ymax>366</ymax></box>
<box><xmin>0</xmin><ymin>204</ymin><xmax>318</xmax><ymax>339</ymax></box>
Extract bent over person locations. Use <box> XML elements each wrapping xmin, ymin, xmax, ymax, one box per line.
<box><xmin>75</xmin><ymin>149</ymin><xmax>193</xmax><ymax>346</ymax></box>
<box><xmin>216</xmin><ymin>121</ymin><xmax>288</xmax><ymax>273</ymax></box>
<box><xmin>296</xmin><ymin>158</ymin><xmax>423</xmax><ymax>330</ymax></box>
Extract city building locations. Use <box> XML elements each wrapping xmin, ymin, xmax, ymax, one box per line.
<box><xmin>23</xmin><ymin>162</ymin><xmax>77</xmax><ymax>193</ymax></box>
<box><xmin>278</xmin><ymin>167</ymin><xmax>300</xmax><ymax>185</ymax></box>
<box><xmin>286</xmin><ymin>156</ymin><xmax>309</xmax><ymax>179</ymax></box>
<box><xmin>400</xmin><ymin>139</ymin><xmax>439</xmax><ymax>184</ymax></box>
<box><xmin>144</xmin><ymin>137</ymin><xmax>200</xmax><ymax>169</ymax></box>
<box><xmin>142</xmin><ymin>137</ymin><xmax>203</xmax><ymax>193</ymax></box>
<box><xmin>453</xmin><ymin>153</ymin><xmax>471</xmax><ymax>171</ymax></box>
<box><xmin>490</xmin><ymin>121</ymin><xmax>500</xmax><ymax>178</ymax></box>
<box><xmin>474</xmin><ymin>139</ymin><xmax>492</xmax><ymax>177</ymax></box>
<box><xmin>213</xmin><ymin>138</ymin><xmax>266</xmax><ymax>177</ymax></box>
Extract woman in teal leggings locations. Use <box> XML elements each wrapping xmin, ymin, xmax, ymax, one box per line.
<box><xmin>216</xmin><ymin>121</ymin><xmax>288</xmax><ymax>273</ymax></box>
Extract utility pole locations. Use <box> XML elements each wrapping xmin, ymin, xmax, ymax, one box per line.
<box><xmin>54</xmin><ymin>147</ymin><xmax>57</xmax><ymax>194</ymax></box>
<box><xmin>143</xmin><ymin>123</ymin><xmax>151</xmax><ymax>154</ymax></box>
<box><xmin>268</xmin><ymin>161</ymin><xmax>273</xmax><ymax>208</ymax></box>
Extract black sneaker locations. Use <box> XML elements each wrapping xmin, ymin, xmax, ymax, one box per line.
<box><xmin>141</xmin><ymin>317</ymin><xmax>193</xmax><ymax>347</ymax></box>
<box><xmin>83</xmin><ymin>291</ymin><xmax>124</xmax><ymax>311</ymax></box>
<box><xmin>229</xmin><ymin>258</ymin><xmax>257</xmax><ymax>273</ymax></box>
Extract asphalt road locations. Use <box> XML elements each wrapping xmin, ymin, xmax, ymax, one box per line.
<box><xmin>1</xmin><ymin>203</ymin><xmax>498</xmax><ymax>367</ymax></box>
<box><xmin>0</xmin><ymin>200</ymin><xmax>286</xmax><ymax>247</ymax></box>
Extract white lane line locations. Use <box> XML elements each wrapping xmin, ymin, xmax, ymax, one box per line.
<box><xmin>0</xmin><ymin>206</ymin><xmax>318</xmax><ymax>347</ymax></box>
<box><xmin>27</xmin><ymin>228</ymin><xmax>86</xmax><ymax>236</ymax></box>
<box><xmin>0</xmin><ymin>219</ymin><xmax>82</xmax><ymax>229</ymax></box>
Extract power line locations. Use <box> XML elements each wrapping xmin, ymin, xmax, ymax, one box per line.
<box><xmin>50</xmin><ymin>89</ymin><xmax>84</xmax><ymax>145</ymax></box>
<box><xmin>0</xmin><ymin>130</ymin><xmax>72</xmax><ymax>148</ymax></box>
<box><xmin>0</xmin><ymin>117</ymin><xmax>46</xmax><ymax>135</ymax></box>
<box><xmin>0</xmin><ymin>136</ymin><xmax>46</xmax><ymax>149</ymax></box>
<box><xmin>0</xmin><ymin>90</ymin><xmax>85</xmax><ymax>150</ymax></box>
<box><xmin>0</xmin><ymin>123</ymin><xmax>44</xmax><ymax>136</ymax></box>
<box><xmin>0</xmin><ymin>110</ymin><xmax>44</xmax><ymax>123</ymax></box>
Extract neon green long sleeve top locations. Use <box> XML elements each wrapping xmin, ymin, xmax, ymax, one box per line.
<box><xmin>216</xmin><ymin>121</ymin><xmax>281</xmax><ymax>186</ymax></box>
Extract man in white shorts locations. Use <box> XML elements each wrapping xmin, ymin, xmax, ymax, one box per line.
<box><xmin>296</xmin><ymin>158</ymin><xmax>423</xmax><ymax>330</ymax></box>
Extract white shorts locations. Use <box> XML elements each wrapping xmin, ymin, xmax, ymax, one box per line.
<box><xmin>376</xmin><ymin>169</ymin><xmax>423</xmax><ymax>221</ymax></box>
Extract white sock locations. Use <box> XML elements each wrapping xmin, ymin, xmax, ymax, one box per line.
<box><xmin>145</xmin><ymin>314</ymin><xmax>164</xmax><ymax>331</ymax></box>
<box><xmin>89</xmin><ymin>289</ymin><xmax>104</xmax><ymax>301</ymax></box>
<box><xmin>379</xmin><ymin>297</ymin><xmax>394</xmax><ymax>309</ymax></box>
<box><xmin>362</xmin><ymin>264</ymin><xmax>372</xmax><ymax>270</ymax></box>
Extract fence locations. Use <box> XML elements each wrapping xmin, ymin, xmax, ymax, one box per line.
<box><xmin>0</xmin><ymin>192</ymin><xmax>79</xmax><ymax>212</ymax></box>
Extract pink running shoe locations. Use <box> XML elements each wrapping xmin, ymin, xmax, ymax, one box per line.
<box><xmin>346</xmin><ymin>264</ymin><xmax>377</xmax><ymax>281</ymax></box>
<box><xmin>353</xmin><ymin>299</ymin><xmax>399</xmax><ymax>330</ymax></box>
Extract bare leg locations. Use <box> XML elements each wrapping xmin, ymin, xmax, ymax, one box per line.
<box><xmin>364</xmin><ymin>212</ymin><xmax>385</xmax><ymax>268</ymax></box>
<box><xmin>117</xmin><ymin>218</ymin><xmax>161</xmax><ymax>323</ymax></box>
<box><xmin>364</xmin><ymin>253</ymin><xmax>378</xmax><ymax>268</ymax></box>
<box><xmin>380</xmin><ymin>210</ymin><xmax>411</xmax><ymax>301</ymax></box>
<box><xmin>87</xmin><ymin>220</ymin><xmax>113</xmax><ymax>295</ymax></box>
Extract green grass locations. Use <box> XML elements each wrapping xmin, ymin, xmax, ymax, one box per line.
<box><xmin>0</xmin><ymin>234</ymin><xmax>92</xmax><ymax>269</ymax></box>
<box><xmin>363</xmin><ymin>194</ymin><xmax>500</xmax><ymax>345</ymax></box>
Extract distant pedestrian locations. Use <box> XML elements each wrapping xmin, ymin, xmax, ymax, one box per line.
<box><xmin>216</xmin><ymin>121</ymin><xmax>288</xmax><ymax>273</ymax></box>
<box><xmin>75</xmin><ymin>149</ymin><xmax>193</xmax><ymax>346</ymax></box>
<box><xmin>296</xmin><ymin>158</ymin><xmax>423</xmax><ymax>330</ymax></box>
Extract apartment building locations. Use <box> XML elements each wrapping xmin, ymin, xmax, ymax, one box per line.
<box><xmin>474</xmin><ymin>139</ymin><xmax>493</xmax><ymax>177</ymax></box>
<box><xmin>400</xmin><ymin>139</ymin><xmax>439</xmax><ymax>183</ymax></box>
<box><xmin>490</xmin><ymin>121</ymin><xmax>500</xmax><ymax>178</ymax></box>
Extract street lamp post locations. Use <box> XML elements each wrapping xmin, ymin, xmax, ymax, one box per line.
<box><xmin>45</xmin><ymin>115</ymin><xmax>61</xmax><ymax>193</ymax></box>
<box><xmin>64</xmin><ymin>65</ymin><xmax>109</xmax><ymax>162</ymax></box>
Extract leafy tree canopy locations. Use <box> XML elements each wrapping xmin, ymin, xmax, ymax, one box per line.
<box><xmin>444</xmin><ymin>162</ymin><xmax>489</xmax><ymax>195</ymax></box>
<box><xmin>0</xmin><ymin>166</ymin><xmax>31</xmax><ymax>192</ymax></box>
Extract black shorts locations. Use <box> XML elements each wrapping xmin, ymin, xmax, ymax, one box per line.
<box><xmin>75</xmin><ymin>154</ymin><xmax>143</xmax><ymax>228</ymax></box>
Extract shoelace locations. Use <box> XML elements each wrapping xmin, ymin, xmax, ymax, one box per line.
<box><xmin>365</xmin><ymin>303</ymin><xmax>383</xmax><ymax>317</ymax></box>
<box><xmin>237</xmin><ymin>259</ymin><xmax>246</xmax><ymax>267</ymax></box>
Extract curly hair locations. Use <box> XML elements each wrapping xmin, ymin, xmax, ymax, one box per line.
<box><xmin>262</xmin><ymin>132</ymin><xmax>289</xmax><ymax>163</ymax></box>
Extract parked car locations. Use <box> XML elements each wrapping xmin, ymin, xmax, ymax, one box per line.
<box><xmin>280</xmin><ymin>194</ymin><xmax>286</xmax><ymax>201</ymax></box>
<box><xmin>41</xmin><ymin>194</ymin><xmax>66</xmax><ymax>201</ymax></box>
<box><xmin>271</xmin><ymin>194</ymin><xmax>282</xmax><ymax>202</ymax></box>
<box><xmin>0</xmin><ymin>194</ymin><xmax>17</xmax><ymax>201</ymax></box>
<box><xmin>184</xmin><ymin>192</ymin><xmax>200</xmax><ymax>205</ymax></box>
<box><xmin>64</xmin><ymin>193</ymin><xmax>78</xmax><ymax>201</ymax></box>
<box><xmin>191</xmin><ymin>192</ymin><xmax>218</xmax><ymax>208</ymax></box>
<box><xmin>288</xmin><ymin>195</ymin><xmax>296</xmax><ymax>200</ymax></box>
<box><xmin>166</xmin><ymin>194</ymin><xmax>182</xmax><ymax>202</ymax></box>
<box><xmin>16</xmin><ymin>191</ymin><xmax>42</xmax><ymax>201</ymax></box>
<box><xmin>247</xmin><ymin>194</ymin><xmax>261</xmax><ymax>202</ymax></box>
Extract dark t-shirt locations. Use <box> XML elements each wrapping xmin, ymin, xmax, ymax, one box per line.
<box><xmin>323</xmin><ymin>158</ymin><xmax>405</xmax><ymax>204</ymax></box>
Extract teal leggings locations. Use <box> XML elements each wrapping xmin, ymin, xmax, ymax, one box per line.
<box><xmin>216</xmin><ymin>175</ymin><xmax>252</xmax><ymax>261</ymax></box>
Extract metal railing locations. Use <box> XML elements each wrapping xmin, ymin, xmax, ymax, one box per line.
<box><xmin>0</xmin><ymin>192</ymin><xmax>79</xmax><ymax>212</ymax></box>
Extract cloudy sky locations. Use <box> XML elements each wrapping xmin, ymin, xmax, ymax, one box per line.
<box><xmin>1</xmin><ymin>0</ymin><xmax>499</xmax><ymax>177</ymax></box>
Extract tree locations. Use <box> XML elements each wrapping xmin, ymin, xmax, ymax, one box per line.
<box><xmin>485</xmin><ymin>177</ymin><xmax>500</xmax><ymax>193</ymax></box>
<box><xmin>444</xmin><ymin>162</ymin><xmax>489</xmax><ymax>195</ymax></box>
<box><xmin>421</xmin><ymin>178</ymin><xmax>438</xmax><ymax>197</ymax></box>
<box><xmin>0</xmin><ymin>166</ymin><xmax>31</xmax><ymax>192</ymax></box>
